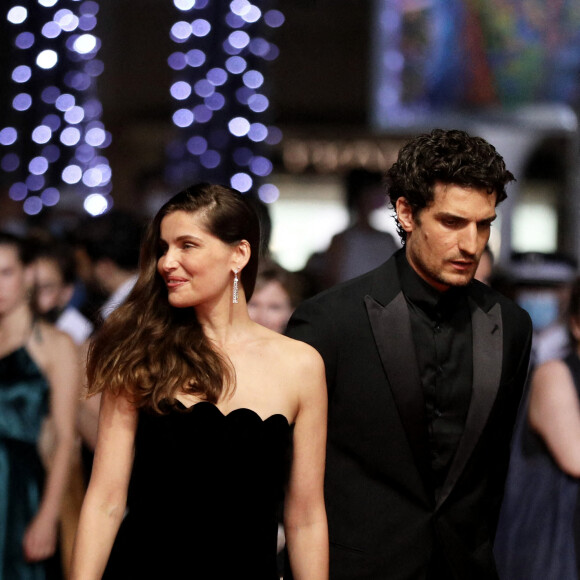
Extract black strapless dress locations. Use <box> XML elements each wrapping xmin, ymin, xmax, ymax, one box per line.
<box><xmin>103</xmin><ymin>401</ymin><xmax>292</xmax><ymax>579</ymax></box>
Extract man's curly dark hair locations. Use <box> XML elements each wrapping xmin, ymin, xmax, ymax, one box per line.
<box><xmin>385</xmin><ymin>128</ymin><xmax>515</xmax><ymax>244</ymax></box>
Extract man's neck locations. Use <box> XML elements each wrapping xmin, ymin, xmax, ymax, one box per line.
<box><xmin>107</xmin><ymin>269</ymin><xmax>136</xmax><ymax>295</ymax></box>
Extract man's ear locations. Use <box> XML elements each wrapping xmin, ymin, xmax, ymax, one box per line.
<box><xmin>396</xmin><ymin>197</ymin><xmax>415</xmax><ymax>234</ymax></box>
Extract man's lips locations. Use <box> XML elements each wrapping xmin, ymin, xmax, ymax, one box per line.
<box><xmin>449</xmin><ymin>260</ymin><xmax>475</xmax><ymax>270</ymax></box>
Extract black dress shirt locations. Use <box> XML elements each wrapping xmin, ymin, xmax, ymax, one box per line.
<box><xmin>396</xmin><ymin>251</ymin><xmax>473</xmax><ymax>496</ymax></box>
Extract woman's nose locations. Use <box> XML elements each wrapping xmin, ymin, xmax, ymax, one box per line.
<box><xmin>160</xmin><ymin>249</ymin><xmax>177</xmax><ymax>271</ymax></box>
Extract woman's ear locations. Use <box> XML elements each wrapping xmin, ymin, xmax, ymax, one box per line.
<box><xmin>395</xmin><ymin>197</ymin><xmax>415</xmax><ymax>234</ymax></box>
<box><xmin>233</xmin><ymin>240</ymin><xmax>251</xmax><ymax>272</ymax></box>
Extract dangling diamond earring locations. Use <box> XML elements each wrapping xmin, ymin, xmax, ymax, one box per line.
<box><xmin>232</xmin><ymin>268</ymin><xmax>239</xmax><ymax>304</ymax></box>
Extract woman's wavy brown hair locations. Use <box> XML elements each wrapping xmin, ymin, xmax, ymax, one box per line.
<box><xmin>85</xmin><ymin>183</ymin><xmax>261</xmax><ymax>412</ymax></box>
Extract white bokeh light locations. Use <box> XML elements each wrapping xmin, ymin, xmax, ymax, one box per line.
<box><xmin>36</xmin><ymin>49</ymin><xmax>58</xmax><ymax>69</ymax></box>
<box><xmin>84</xmin><ymin>193</ymin><xmax>109</xmax><ymax>216</ymax></box>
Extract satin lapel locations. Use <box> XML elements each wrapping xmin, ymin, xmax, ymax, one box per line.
<box><xmin>436</xmin><ymin>299</ymin><xmax>503</xmax><ymax>510</ymax></box>
<box><xmin>365</xmin><ymin>292</ymin><xmax>432</xmax><ymax>494</ymax></box>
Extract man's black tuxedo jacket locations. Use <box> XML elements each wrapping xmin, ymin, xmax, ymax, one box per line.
<box><xmin>286</xmin><ymin>252</ymin><xmax>532</xmax><ymax>580</ymax></box>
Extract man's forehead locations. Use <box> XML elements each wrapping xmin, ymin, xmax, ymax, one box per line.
<box><xmin>429</xmin><ymin>183</ymin><xmax>497</xmax><ymax>207</ymax></box>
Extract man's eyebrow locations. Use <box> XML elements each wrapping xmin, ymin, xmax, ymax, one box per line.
<box><xmin>434</xmin><ymin>212</ymin><xmax>497</xmax><ymax>222</ymax></box>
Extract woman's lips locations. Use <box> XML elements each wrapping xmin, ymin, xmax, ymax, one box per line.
<box><xmin>166</xmin><ymin>277</ymin><xmax>188</xmax><ymax>288</ymax></box>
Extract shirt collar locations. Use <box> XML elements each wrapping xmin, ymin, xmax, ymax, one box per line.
<box><xmin>396</xmin><ymin>250</ymin><xmax>468</xmax><ymax>318</ymax></box>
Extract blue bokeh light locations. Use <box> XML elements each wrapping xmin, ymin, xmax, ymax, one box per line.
<box><xmin>12</xmin><ymin>65</ymin><xmax>32</xmax><ymax>83</ymax></box>
<box><xmin>23</xmin><ymin>196</ymin><xmax>43</xmax><ymax>215</ymax></box>
<box><xmin>29</xmin><ymin>156</ymin><xmax>49</xmax><ymax>175</ymax></box>
<box><xmin>15</xmin><ymin>31</ymin><xmax>35</xmax><ymax>49</ymax></box>
<box><xmin>167</xmin><ymin>1</ymin><xmax>283</xmax><ymax>196</ymax></box>
<box><xmin>258</xmin><ymin>183</ymin><xmax>279</xmax><ymax>203</ymax></box>
<box><xmin>9</xmin><ymin>182</ymin><xmax>28</xmax><ymax>201</ymax></box>
<box><xmin>32</xmin><ymin>125</ymin><xmax>52</xmax><ymax>144</ymax></box>
<box><xmin>2</xmin><ymin>0</ymin><xmax>112</xmax><ymax>214</ymax></box>
<box><xmin>191</xmin><ymin>19</ymin><xmax>211</xmax><ymax>37</ymax></box>
<box><xmin>230</xmin><ymin>172</ymin><xmax>252</xmax><ymax>192</ymax></box>
<box><xmin>171</xmin><ymin>81</ymin><xmax>193</xmax><ymax>100</ymax></box>
<box><xmin>173</xmin><ymin>108</ymin><xmax>195</xmax><ymax>127</ymax></box>
<box><xmin>0</xmin><ymin>128</ymin><xmax>18</xmax><ymax>146</ymax></box>
<box><xmin>41</xmin><ymin>187</ymin><xmax>61</xmax><ymax>206</ymax></box>
<box><xmin>2</xmin><ymin>154</ymin><xmax>20</xmax><ymax>172</ymax></box>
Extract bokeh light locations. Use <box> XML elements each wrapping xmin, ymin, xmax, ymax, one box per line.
<box><xmin>1</xmin><ymin>0</ymin><xmax>113</xmax><ymax>215</ymax></box>
<box><xmin>166</xmin><ymin>1</ymin><xmax>284</xmax><ymax>202</ymax></box>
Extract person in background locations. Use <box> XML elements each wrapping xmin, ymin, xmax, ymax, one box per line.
<box><xmin>286</xmin><ymin>129</ymin><xmax>532</xmax><ymax>579</ymax></box>
<box><xmin>70</xmin><ymin>183</ymin><xmax>328</xmax><ymax>579</ymax></box>
<box><xmin>74</xmin><ymin>210</ymin><xmax>144</xmax><ymax>326</ymax></box>
<box><xmin>31</xmin><ymin>238</ymin><xmax>93</xmax><ymax>345</ymax></box>
<box><xmin>0</xmin><ymin>232</ymin><xmax>79</xmax><ymax>579</ymax></box>
<box><xmin>302</xmin><ymin>168</ymin><xmax>400</xmax><ymax>295</ymax></box>
<box><xmin>494</xmin><ymin>275</ymin><xmax>580</xmax><ymax>578</ymax></box>
<box><xmin>474</xmin><ymin>244</ymin><xmax>494</xmax><ymax>285</ymax></box>
<box><xmin>248</xmin><ymin>260</ymin><xmax>305</xmax><ymax>334</ymax></box>
<box><xmin>27</xmin><ymin>237</ymin><xmax>92</xmax><ymax>577</ymax></box>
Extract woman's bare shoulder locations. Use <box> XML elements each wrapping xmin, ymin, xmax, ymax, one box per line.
<box><xmin>256</xmin><ymin>326</ymin><xmax>323</xmax><ymax>365</ymax></box>
<box><xmin>37</xmin><ymin>321</ymin><xmax>76</xmax><ymax>350</ymax></box>
<box><xmin>30</xmin><ymin>321</ymin><xmax>78</xmax><ymax>366</ymax></box>
<box><xmin>533</xmin><ymin>358</ymin><xmax>571</xmax><ymax>383</ymax></box>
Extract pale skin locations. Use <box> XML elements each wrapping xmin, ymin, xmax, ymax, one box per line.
<box><xmin>396</xmin><ymin>182</ymin><xmax>497</xmax><ymax>292</ymax></box>
<box><xmin>71</xmin><ymin>210</ymin><xmax>329</xmax><ymax>579</ymax></box>
<box><xmin>0</xmin><ymin>245</ymin><xmax>79</xmax><ymax>563</ymax></box>
<box><xmin>32</xmin><ymin>257</ymin><xmax>75</xmax><ymax>314</ymax></box>
<box><xmin>248</xmin><ymin>279</ymin><xmax>295</xmax><ymax>334</ymax></box>
<box><xmin>528</xmin><ymin>317</ymin><xmax>580</xmax><ymax>478</ymax></box>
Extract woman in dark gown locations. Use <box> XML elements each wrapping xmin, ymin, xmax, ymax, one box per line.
<box><xmin>70</xmin><ymin>184</ymin><xmax>328</xmax><ymax>579</ymax></box>
<box><xmin>495</xmin><ymin>275</ymin><xmax>580</xmax><ymax>579</ymax></box>
<box><xmin>0</xmin><ymin>232</ymin><xmax>79</xmax><ymax>578</ymax></box>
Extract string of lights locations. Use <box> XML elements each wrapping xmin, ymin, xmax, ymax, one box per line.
<box><xmin>167</xmin><ymin>0</ymin><xmax>284</xmax><ymax>205</ymax></box>
<box><xmin>1</xmin><ymin>0</ymin><xmax>112</xmax><ymax>216</ymax></box>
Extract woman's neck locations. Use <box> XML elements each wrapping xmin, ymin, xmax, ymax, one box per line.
<box><xmin>0</xmin><ymin>301</ymin><xmax>34</xmax><ymax>350</ymax></box>
<box><xmin>196</xmin><ymin>296</ymin><xmax>254</xmax><ymax>349</ymax></box>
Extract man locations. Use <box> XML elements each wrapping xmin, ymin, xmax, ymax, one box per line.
<box><xmin>31</xmin><ymin>238</ymin><xmax>94</xmax><ymax>345</ymax></box>
<box><xmin>75</xmin><ymin>210</ymin><xmax>144</xmax><ymax>325</ymax></box>
<box><xmin>286</xmin><ymin>129</ymin><xmax>533</xmax><ymax>579</ymax></box>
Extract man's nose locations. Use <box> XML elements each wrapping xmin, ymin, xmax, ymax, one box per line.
<box><xmin>459</xmin><ymin>224</ymin><xmax>478</xmax><ymax>256</ymax></box>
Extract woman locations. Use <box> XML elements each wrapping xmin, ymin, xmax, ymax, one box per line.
<box><xmin>248</xmin><ymin>260</ymin><xmax>304</xmax><ymax>334</ymax></box>
<box><xmin>70</xmin><ymin>184</ymin><xmax>328</xmax><ymax>579</ymax></box>
<box><xmin>495</xmin><ymin>275</ymin><xmax>580</xmax><ymax>579</ymax></box>
<box><xmin>0</xmin><ymin>232</ymin><xmax>79</xmax><ymax>578</ymax></box>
